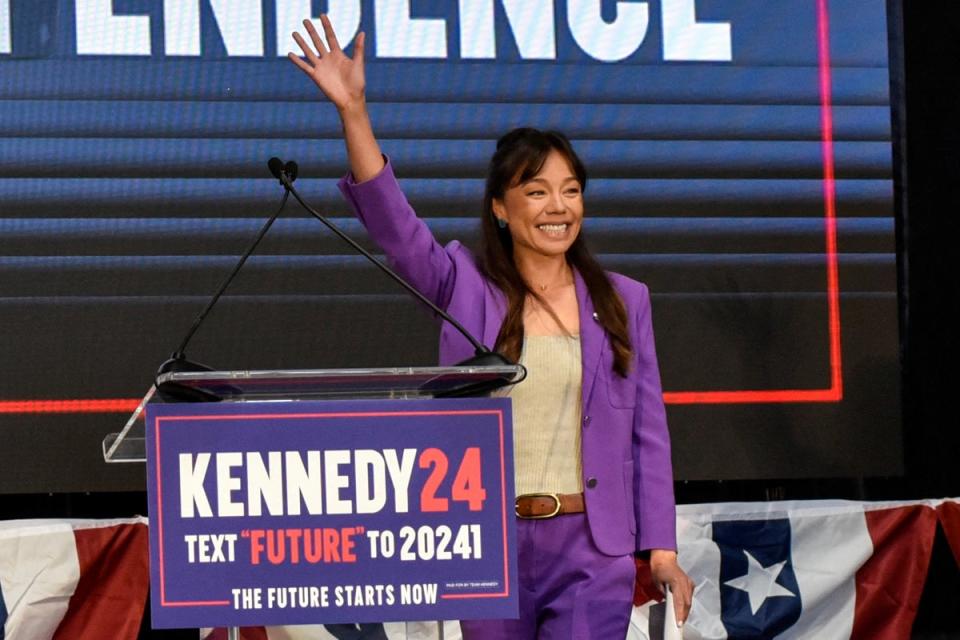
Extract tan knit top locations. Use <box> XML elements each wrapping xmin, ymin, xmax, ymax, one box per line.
<box><xmin>500</xmin><ymin>335</ymin><xmax>583</xmax><ymax>495</ymax></box>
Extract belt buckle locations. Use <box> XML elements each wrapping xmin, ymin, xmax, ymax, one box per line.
<box><xmin>516</xmin><ymin>493</ymin><xmax>561</xmax><ymax>519</ymax></box>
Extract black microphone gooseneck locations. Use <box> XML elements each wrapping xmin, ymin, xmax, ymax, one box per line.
<box><xmin>156</xmin><ymin>164</ymin><xmax>295</xmax><ymax>378</ymax></box>
<box><xmin>271</xmin><ymin>158</ymin><xmax>515</xmax><ymax>369</ymax></box>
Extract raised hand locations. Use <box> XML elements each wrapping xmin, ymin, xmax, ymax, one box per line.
<box><xmin>288</xmin><ymin>15</ymin><xmax>366</xmax><ymax>114</ymax></box>
<box><xmin>287</xmin><ymin>14</ymin><xmax>382</xmax><ymax>181</ymax></box>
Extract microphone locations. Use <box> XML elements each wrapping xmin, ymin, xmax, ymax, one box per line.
<box><xmin>155</xmin><ymin>165</ymin><xmax>294</xmax><ymax>396</ymax></box>
<box><xmin>268</xmin><ymin>157</ymin><xmax>299</xmax><ymax>184</ymax></box>
<box><xmin>267</xmin><ymin>157</ymin><xmax>284</xmax><ymax>181</ymax></box>
<box><xmin>269</xmin><ymin>157</ymin><xmax>523</xmax><ymax>383</ymax></box>
<box><xmin>284</xmin><ymin>160</ymin><xmax>299</xmax><ymax>182</ymax></box>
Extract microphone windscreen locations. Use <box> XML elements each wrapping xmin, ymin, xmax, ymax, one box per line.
<box><xmin>267</xmin><ymin>157</ymin><xmax>285</xmax><ymax>180</ymax></box>
<box><xmin>284</xmin><ymin>160</ymin><xmax>299</xmax><ymax>182</ymax></box>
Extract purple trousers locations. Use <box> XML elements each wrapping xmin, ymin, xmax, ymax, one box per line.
<box><xmin>460</xmin><ymin>513</ymin><xmax>636</xmax><ymax>639</ymax></box>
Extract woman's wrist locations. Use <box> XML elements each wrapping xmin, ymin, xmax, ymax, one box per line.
<box><xmin>337</xmin><ymin>96</ymin><xmax>369</xmax><ymax>120</ymax></box>
<box><xmin>649</xmin><ymin>549</ymin><xmax>678</xmax><ymax>566</ymax></box>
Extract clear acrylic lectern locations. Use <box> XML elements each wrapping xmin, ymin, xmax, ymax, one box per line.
<box><xmin>103</xmin><ymin>365</ymin><xmax>524</xmax><ymax>464</ymax></box>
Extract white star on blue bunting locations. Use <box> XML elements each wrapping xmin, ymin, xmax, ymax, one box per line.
<box><xmin>714</xmin><ymin>518</ymin><xmax>803</xmax><ymax>638</ymax></box>
<box><xmin>724</xmin><ymin>550</ymin><xmax>798</xmax><ymax>615</ymax></box>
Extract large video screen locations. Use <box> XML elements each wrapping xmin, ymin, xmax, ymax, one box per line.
<box><xmin>0</xmin><ymin>0</ymin><xmax>900</xmax><ymax>491</ymax></box>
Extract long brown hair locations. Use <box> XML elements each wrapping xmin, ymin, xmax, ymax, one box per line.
<box><xmin>478</xmin><ymin>128</ymin><xmax>633</xmax><ymax>377</ymax></box>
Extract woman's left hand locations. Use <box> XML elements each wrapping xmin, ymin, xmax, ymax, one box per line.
<box><xmin>649</xmin><ymin>549</ymin><xmax>695</xmax><ymax>628</ymax></box>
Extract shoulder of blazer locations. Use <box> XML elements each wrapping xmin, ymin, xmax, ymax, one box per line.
<box><xmin>605</xmin><ymin>271</ymin><xmax>650</xmax><ymax>311</ymax></box>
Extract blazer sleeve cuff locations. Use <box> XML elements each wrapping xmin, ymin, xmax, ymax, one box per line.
<box><xmin>637</xmin><ymin>518</ymin><xmax>678</xmax><ymax>553</ymax></box>
<box><xmin>336</xmin><ymin>155</ymin><xmax>395</xmax><ymax>227</ymax></box>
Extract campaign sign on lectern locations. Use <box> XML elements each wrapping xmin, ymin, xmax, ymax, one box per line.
<box><xmin>145</xmin><ymin>397</ymin><xmax>517</xmax><ymax>628</ymax></box>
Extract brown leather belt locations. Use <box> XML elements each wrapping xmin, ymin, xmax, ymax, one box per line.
<box><xmin>515</xmin><ymin>492</ymin><xmax>585</xmax><ymax>519</ymax></box>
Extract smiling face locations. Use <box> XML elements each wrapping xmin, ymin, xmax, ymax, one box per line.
<box><xmin>492</xmin><ymin>149</ymin><xmax>584</xmax><ymax>261</ymax></box>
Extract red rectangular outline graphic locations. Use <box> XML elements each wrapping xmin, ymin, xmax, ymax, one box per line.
<box><xmin>663</xmin><ymin>0</ymin><xmax>842</xmax><ymax>405</ymax></box>
<box><xmin>1</xmin><ymin>0</ymin><xmax>842</xmax><ymax>411</ymax></box>
<box><xmin>150</xmin><ymin>407</ymin><xmax>512</xmax><ymax>610</ymax></box>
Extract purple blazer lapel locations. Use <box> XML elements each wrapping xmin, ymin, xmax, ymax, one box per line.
<box><xmin>480</xmin><ymin>282</ymin><xmax>507</xmax><ymax>349</ymax></box>
<box><xmin>575</xmin><ymin>269</ymin><xmax>606</xmax><ymax>411</ymax></box>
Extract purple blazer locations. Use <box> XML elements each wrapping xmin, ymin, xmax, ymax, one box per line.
<box><xmin>339</xmin><ymin>160</ymin><xmax>677</xmax><ymax>556</ymax></box>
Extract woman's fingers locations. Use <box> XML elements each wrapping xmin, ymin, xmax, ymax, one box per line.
<box><xmin>287</xmin><ymin>17</ymin><xmax>367</xmax><ymax>113</ymax></box>
<box><xmin>671</xmin><ymin>577</ymin><xmax>694</xmax><ymax>626</ymax></box>
<box><xmin>649</xmin><ymin>551</ymin><xmax>695</xmax><ymax>627</ymax></box>
<box><xmin>287</xmin><ymin>51</ymin><xmax>313</xmax><ymax>75</ymax></box>
<box><xmin>673</xmin><ymin>591</ymin><xmax>689</xmax><ymax>623</ymax></box>
<box><xmin>320</xmin><ymin>14</ymin><xmax>341</xmax><ymax>52</ymax></box>
<box><xmin>304</xmin><ymin>18</ymin><xmax>329</xmax><ymax>56</ymax></box>
<box><xmin>291</xmin><ymin>31</ymin><xmax>320</xmax><ymax>65</ymax></box>
<box><xmin>354</xmin><ymin>31</ymin><xmax>365</xmax><ymax>66</ymax></box>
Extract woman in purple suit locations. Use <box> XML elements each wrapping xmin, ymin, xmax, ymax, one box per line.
<box><xmin>289</xmin><ymin>16</ymin><xmax>694</xmax><ymax>639</ymax></box>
